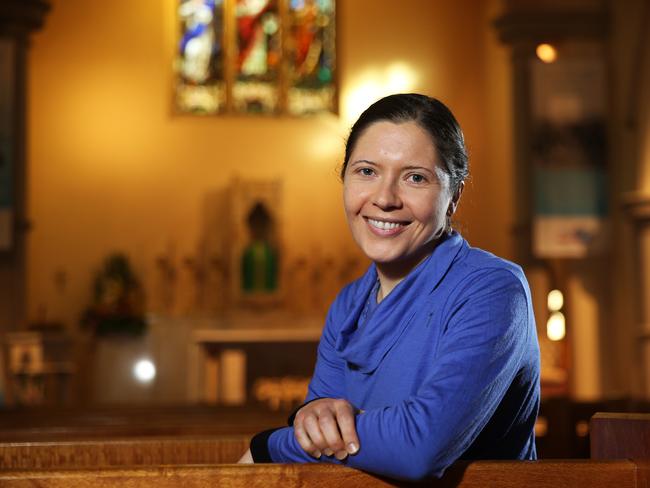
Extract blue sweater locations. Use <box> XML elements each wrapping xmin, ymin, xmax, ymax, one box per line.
<box><xmin>258</xmin><ymin>232</ymin><xmax>540</xmax><ymax>480</ymax></box>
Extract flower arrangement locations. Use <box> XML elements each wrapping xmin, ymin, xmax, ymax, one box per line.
<box><xmin>81</xmin><ymin>253</ymin><xmax>146</xmax><ymax>336</ymax></box>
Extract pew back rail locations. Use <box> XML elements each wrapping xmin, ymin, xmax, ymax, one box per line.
<box><xmin>0</xmin><ymin>461</ymin><xmax>648</xmax><ymax>488</ymax></box>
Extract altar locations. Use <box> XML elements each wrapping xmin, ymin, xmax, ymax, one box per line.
<box><xmin>188</xmin><ymin>314</ymin><xmax>323</xmax><ymax>409</ymax></box>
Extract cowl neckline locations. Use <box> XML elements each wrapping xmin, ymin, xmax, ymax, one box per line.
<box><xmin>334</xmin><ymin>232</ymin><xmax>465</xmax><ymax>374</ymax></box>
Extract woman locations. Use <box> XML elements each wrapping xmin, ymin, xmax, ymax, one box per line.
<box><xmin>239</xmin><ymin>93</ymin><xmax>540</xmax><ymax>480</ymax></box>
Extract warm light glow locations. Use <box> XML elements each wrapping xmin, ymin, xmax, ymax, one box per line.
<box><xmin>575</xmin><ymin>420</ymin><xmax>589</xmax><ymax>437</ymax></box>
<box><xmin>306</xmin><ymin>127</ymin><xmax>345</xmax><ymax>164</ymax></box>
<box><xmin>547</xmin><ymin>289</ymin><xmax>564</xmax><ymax>311</ymax></box>
<box><xmin>342</xmin><ymin>63</ymin><xmax>418</xmax><ymax>126</ymax></box>
<box><xmin>385</xmin><ymin>63</ymin><xmax>417</xmax><ymax>93</ymax></box>
<box><xmin>342</xmin><ymin>78</ymin><xmax>382</xmax><ymax>127</ymax></box>
<box><xmin>536</xmin><ymin>43</ymin><xmax>558</xmax><ymax>63</ymax></box>
<box><xmin>133</xmin><ymin>359</ymin><xmax>156</xmax><ymax>383</ymax></box>
<box><xmin>534</xmin><ymin>417</ymin><xmax>548</xmax><ymax>437</ymax></box>
<box><xmin>547</xmin><ymin>311</ymin><xmax>566</xmax><ymax>341</ymax></box>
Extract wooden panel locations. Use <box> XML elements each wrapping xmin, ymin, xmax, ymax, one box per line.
<box><xmin>444</xmin><ymin>460</ymin><xmax>638</xmax><ymax>488</ymax></box>
<box><xmin>637</xmin><ymin>460</ymin><xmax>650</xmax><ymax>486</ymax></box>
<box><xmin>590</xmin><ymin>412</ymin><xmax>650</xmax><ymax>459</ymax></box>
<box><xmin>0</xmin><ymin>461</ymin><xmax>642</xmax><ymax>488</ymax></box>
<box><xmin>0</xmin><ymin>405</ymin><xmax>287</xmax><ymax>441</ymax></box>
<box><xmin>0</xmin><ymin>437</ymin><xmax>250</xmax><ymax>469</ymax></box>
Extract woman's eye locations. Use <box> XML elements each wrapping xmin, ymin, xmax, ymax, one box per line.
<box><xmin>359</xmin><ymin>167</ymin><xmax>375</xmax><ymax>176</ymax></box>
<box><xmin>408</xmin><ymin>173</ymin><xmax>426</xmax><ymax>184</ymax></box>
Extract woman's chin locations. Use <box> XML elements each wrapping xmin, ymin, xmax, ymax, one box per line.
<box><xmin>361</xmin><ymin>248</ymin><xmax>403</xmax><ymax>266</ymax></box>
<box><xmin>366</xmin><ymin>252</ymin><xmax>412</xmax><ymax>272</ymax></box>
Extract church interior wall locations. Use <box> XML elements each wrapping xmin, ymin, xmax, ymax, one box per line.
<box><xmin>25</xmin><ymin>0</ymin><xmax>504</xmax><ymax>329</ymax></box>
<box><xmin>11</xmin><ymin>0</ymin><xmax>649</xmax><ymax>404</ymax></box>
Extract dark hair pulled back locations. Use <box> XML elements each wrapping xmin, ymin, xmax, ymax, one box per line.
<box><xmin>341</xmin><ymin>93</ymin><xmax>469</xmax><ymax>195</ymax></box>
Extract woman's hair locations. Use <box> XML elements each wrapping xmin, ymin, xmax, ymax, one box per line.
<box><xmin>341</xmin><ymin>93</ymin><xmax>469</xmax><ymax>195</ymax></box>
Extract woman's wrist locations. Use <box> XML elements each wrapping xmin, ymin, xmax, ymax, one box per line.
<box><xmin>250</xmin><ymin>428</ymin><xmax>281</xmax><ymax>463</ymax></box>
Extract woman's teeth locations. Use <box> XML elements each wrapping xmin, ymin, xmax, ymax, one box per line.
<box><xmin>368</xmin><ymin>218</ymin><xmax>403</xmax><ymax>230</ymax></box>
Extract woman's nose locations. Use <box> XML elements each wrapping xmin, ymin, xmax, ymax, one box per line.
<box><xmin>372</xmin><ymin>178</ymin><xmax>402</xmax><ymax>210</ymax></box>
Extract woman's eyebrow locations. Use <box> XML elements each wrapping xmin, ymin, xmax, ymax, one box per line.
<box><xmin>349</xmin><ymin>159</ymin><xmax>377</xmax><ymax>167</ymax></box>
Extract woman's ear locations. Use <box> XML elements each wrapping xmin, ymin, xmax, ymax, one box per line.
<box><xmin>447</xmin><ymin>181</ymin><xmax>465</xmax><ymax>216</ymax></box>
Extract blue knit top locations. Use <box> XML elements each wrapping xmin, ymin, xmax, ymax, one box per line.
<box><xmin>261</xmin><ymin>232</ymin><xmax>540</xmax><ymax>480</ymax></box>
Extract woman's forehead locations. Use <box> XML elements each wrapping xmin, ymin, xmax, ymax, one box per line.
<box><xmin>351</xmin><ymin>120</ymin><xmax>439</xmax><ymax>166</ymax></box>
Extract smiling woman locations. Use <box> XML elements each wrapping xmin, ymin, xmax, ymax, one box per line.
<box><xmin>343</xmin><ymin>121</ymin><xmax>456</xmax><ymax>298</ymax></box>
<box><xmin>240</xmin><ymin>94</ymin><xmax>540</xmax><ymax>481</ymax></box>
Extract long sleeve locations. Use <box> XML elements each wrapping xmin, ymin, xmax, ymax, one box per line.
<box><xmin>303</xmin><ymin>299</ymin><xmax>349</xmax><ymax>402</ymax></box>
<box><xmin>267</xmin><ymin>268</ymin><xmax>537</xmax><ymax>480</ymax></box>
<box><xmin>250</xmin><ymin>293</ymin><xmax>351</xmax><ymax>463</ymax></box>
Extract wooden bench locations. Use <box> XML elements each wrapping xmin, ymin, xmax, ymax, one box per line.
<box><xmin>0</xmin><ymin>412</ymin><xmax>646</xmax><ymax>486</ymax></box>
<box><xmin>0</xmin><ymin>405</ymin><xmax>287</xmax><ymax>441</ymax></box>
<box><xmin>0</xmin><ymin>461</ymin><xmax>647</xmax><ymax>487</ymax></box>
<box><xmin>590</xmin><ymin>412</ymin><xmax>650</xmax><ymax>459</ymax></box>
<box><xmin>0</xmin><ymin>437</ymin><xmax>251</xmax><ymax>468</ymax></box>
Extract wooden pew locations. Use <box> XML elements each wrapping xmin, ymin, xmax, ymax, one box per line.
<box><xmin>0</xmin><ymin>436</ymin><xmax>250</xmax><ymax>468</ymax></box>
<box><xmin>0</xmin><ymin>411</ymin><xmax>647</xmax><ymax>486</ymax></box>
<box><xmin>0</xmin><ymin>461</ymin><xmax>647</xmax><ymax>488</ymax></box>
<box><xmin>590</xmin><ymin>412</ymin><xmax>650</xmax><ymax>459</ymax></box>
<box><xmin>0</xmin><ymin>405</ymin><xmax>259</xmax><ymax>469</ymax></box>
<box><xmin>0</xmin><ymin>405</ymin><xmax>287</xmax><ymax>441</ymax></box>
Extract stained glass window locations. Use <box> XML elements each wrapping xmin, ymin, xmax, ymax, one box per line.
<box><xmin>175</xmin><ymin>0</ymin><xmax>336</xmax><ymax>115</ymax></box>
<box><xmin>233</xmin><ymin>0</ymin><xmax>281</xmax><ymax>113</ymax></box>
<box><xmin>176</xmin><ymin>0</ymin><xmax>226</xmax><ymax>114</ymax></box>
<box><xmin>287</xmin><ymin>0</ymin><xmax>336</xmax><ymax>115</ymax></box>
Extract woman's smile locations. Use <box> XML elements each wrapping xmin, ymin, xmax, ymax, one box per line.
<box><xmin>365</xmin><ymin>217</ymin><xmax>410</xmax><ymax>235</ymax></box>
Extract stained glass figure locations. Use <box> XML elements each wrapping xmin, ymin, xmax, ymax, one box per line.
<box><xmin>242</xmin><ymin>202</ymin><xmax>278</xmax><ymax>292</ymax></box>
<box><xmin>287</xmin><ymin>0</ymin><xmax>336</xmax><ymax>115</ymax></box>
<box><xmin>176</xmin><ymin>0</ymin><xmax>225</xmax><ymax>114</ymax></box>
<box><xmin>233</xmin><ymin>0</ymin><xmax>281</xmax><ymax>113</ymax></box>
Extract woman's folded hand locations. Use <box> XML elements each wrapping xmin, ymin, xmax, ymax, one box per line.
<box><xmin>293</xmin><ymin>398</ymin><xmax>361</xmax><ymax>460</ymax></box>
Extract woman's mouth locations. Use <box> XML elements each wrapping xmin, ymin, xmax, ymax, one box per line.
<box><xmin>365</xmin><ymin>217</ymin><xmax>409</xmax><ymax>235</ymax></box>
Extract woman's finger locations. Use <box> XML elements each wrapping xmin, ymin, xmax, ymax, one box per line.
<box><xmin>335</xmin><ymin>402</ymin><xmax>360</xmax><ymax>456</ymax></box>
<box><xmin>318</xmin><ymin>410</ymin><xmax>346</xmax><ymax>453</ymax></box>
<box><xmin>302</xmin><ymin>413</ymin><xmax>329</xmax><ymax>453</ymax></box>
<box><xmin>294</xmin><ymin>422</ymin><xmax>322</xmax><ymax>459</ymax></box>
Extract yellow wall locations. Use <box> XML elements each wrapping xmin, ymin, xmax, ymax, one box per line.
<box><xmin>26</xmin><ymin>1</ymin><xmax>512</xmax><ymax>328</ymax></box>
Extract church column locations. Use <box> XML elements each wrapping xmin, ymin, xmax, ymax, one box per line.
<box><xmin>620</xmin><ymin>0</ymin><xmax>650</xmax><ymax>399</ymax></box>
<box><xmin>623</xmin><ymin>196</ymin><xmax>650</xmax><ymax>396</ymax></box>
<box><xmin>493</xmin><ymin>3</ymin><xmax>608</xmax><ymax>399</ymax></box>
<box><xmin>0</xmin><ymin>0</ymin><xmax>50</xmax><ymax>330</ymax></box>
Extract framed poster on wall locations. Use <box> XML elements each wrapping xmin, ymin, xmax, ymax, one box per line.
<box><xmin>530</xmin><ymin>41</ymin><xmax>608</xmax><ymax>258</ymax></box>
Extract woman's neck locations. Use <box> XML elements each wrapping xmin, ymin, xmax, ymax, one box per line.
<box><xmin>375</xmin><ymin>238</ymin><xmax>441</xmax><ymax>303</ymax></box>
<box><xmin>375</xmin><ymin>272</ymin><xmax>401</xmax><ymax>303</ymax></box>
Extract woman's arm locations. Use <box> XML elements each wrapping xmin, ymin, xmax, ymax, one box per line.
<box><xmin>267</xmin><ymin>269</ymin><xmax>537</xmax><ymax>480</ymax></box>
<box><xmin>249</xmin><ymin>296</ymin><xmax>355</xmax><ymax>462</ymax></box>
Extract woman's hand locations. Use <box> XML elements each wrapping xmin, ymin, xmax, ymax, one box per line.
<box><xmin>238</xmin><ymin>449</ymin><xmax>254</xmax><ymax>463</ymax></box>
<box><xmin>293</xmin><ymin>398</ymin><xmax>360</xmax><ymax>460</ymax></box>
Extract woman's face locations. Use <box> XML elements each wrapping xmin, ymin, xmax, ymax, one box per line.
<box><xmin>343</xmin><ymin>120</ymin><xmax>454</xmax><ymax>274</ymax></box>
